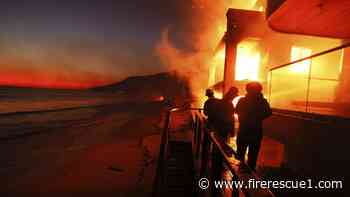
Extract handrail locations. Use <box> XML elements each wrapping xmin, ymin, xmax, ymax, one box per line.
<box><xmin>193</xmin><ymin>110</ymin><xmax>276</xmax><ymax>197</ymax></box>
<box><xmin>271</xmin><ymin>108</ymin><xmax>350</xmax><ymax>124</ymax></box>
<box><xmin>269</xmin><ymin>42</ymin><xmax>350</xmax><ymax>71</ymax></box>
<box><xmin>152</xmin><ymin>105</ymin><xmax>203</xmax><ymax>196</ymax></box>
<box><xmin>152</xmin><ymin>109</ymin><xmax>171</xmax><ymax>196</ymax></box>
<box><xmin>153</xmin><ymin>106</ymin><xmax>276</xmax><ymax>197</ymax></box>
<box><xmin>209</xmin><ymin>132</ymin><xmax>275</xmax><ymax>197</ymax></box>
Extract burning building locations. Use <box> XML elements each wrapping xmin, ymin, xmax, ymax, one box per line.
<box><xmin>153</xmin><ymin>1</ymin><xmax>349</xmax><ymax>196</ymax></box>
<box><xmin>209</xmin><ymin>0</ymin><xmax>350</xmax><ymax>117</ymax></box>
<box><xmin>206</xmin><ymin>0</ymin><xmax>350</xmax><ymax>179</ymax></box>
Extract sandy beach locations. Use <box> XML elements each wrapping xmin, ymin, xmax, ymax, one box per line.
<box><xmin>0</xmin><ymin>100</ymin><xmax>165</xmax><ymax>197</ymax></box>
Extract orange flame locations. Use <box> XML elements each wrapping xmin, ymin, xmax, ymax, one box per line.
<box><xmin>156</xmin><ymin>0</ymin><xmax>265</xmax><ymax>107</ymax></box>
<box><xmin>235</xmin><ymin>40</ymin><xmax>261</xmax><ymax>81</ymax></box>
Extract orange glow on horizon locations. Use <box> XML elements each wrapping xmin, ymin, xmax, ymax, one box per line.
<box><xmin>0</xmin><ymin>72</ymin><xmax>113</xmax><ymax>89</ymax></box>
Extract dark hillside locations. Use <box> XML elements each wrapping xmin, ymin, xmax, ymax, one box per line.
<box><xmin>93</xmin><ymin>72</ymin><xmax>193</xmax><ymax>106</ymax></box>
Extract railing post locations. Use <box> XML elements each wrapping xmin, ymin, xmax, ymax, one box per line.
<box><xmin>305</xmin><ymin>58</ymin><xmax>313</xmax><ymax>113</ymax></box>
<box><xmin>200</xmin><ymin>128</ymin><xmax>210</xmax><ymax>178</ymax></box>
<box><xmin>268</xmin><ymin>70</ymin><xmax>273</xmax><ymax>103</ymax></box>
<box><xmin>157</xmin><ymin>109</ymin><xmax>171</xmax><ymax>195</ymax></box>
<box><xmin>195</xmin><ymin>113</ymin><xmax>202</xmax><ymax>158</ymax></box>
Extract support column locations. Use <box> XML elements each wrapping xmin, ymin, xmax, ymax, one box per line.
<box><xmin>223</xmin><ymin>11</ymin><xmax>239</xmax><ymax>94</ymax></box>
<box><xmin>336</xmin><ymin>40</ymin><xmax>350</xmax><ymax>103</ymax></box>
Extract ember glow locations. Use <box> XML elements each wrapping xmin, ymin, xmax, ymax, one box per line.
<box><xmin>156</xmin><ymin>96</ymin><xmax>165</xmax><ymax>102</ymax></box>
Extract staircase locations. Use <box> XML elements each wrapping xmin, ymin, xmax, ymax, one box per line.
<box><xmin>165</xmin><ymin>140</ymin><xmax>194</xmax><ymax>196</ymax></box>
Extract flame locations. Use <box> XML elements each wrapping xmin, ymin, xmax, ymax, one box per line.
<box><xmin>228</xmin><ymin>0</ymin><xmax>266</xmax><ymax>11</ymax></box>
<box><xmin>156</xmin><ymin>0</ymin><xmax>266</xmax><ymax>107</ymax></box>
<box><xmin>235</xmin><ymin>40</ymin><xmax>261</xmax><ymax>81</ymax></box>
<box><xmin>232</xmin><ymin>95</ymin><xmax>244</xmax><ymax>107</ymax></box>
<box><xmin>208</xmin><ymin>48</ymin><xmax>226</xmax><ymax>86</ymax></box>
<box><xmin>208</xmin><ymin>1</ymin><xmax>264</xmax><ymax>85</ymax></box>
<box><xmin>214</xmin><ymin>90</ymin><xmax>223</xmax><ymax>99</ymax></box>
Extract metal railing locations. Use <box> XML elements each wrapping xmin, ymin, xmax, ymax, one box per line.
<box><xmin>192</xmin><ymin>110</ymin><xmax>275</xmax><ymax>197</ymax></box>
<box><xmin>268</xmin><ymin>42</ymin><xmax>350</xmax><ymax>117</ymax></box>
<box><xmin>152</xmin><ymin>105</ymin><xmax>275</xmax><ymax>197</ymax></box>
<box><xmin>152</xmin><ymin>107</ymin><xmax>181</xmax><ymax>196</ymax></box>
<box><xmin>152</xmin><ymin>105</ymin><xmax>197</xmax><ymax>196</ymax></box>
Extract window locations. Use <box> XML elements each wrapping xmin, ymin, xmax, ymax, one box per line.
<box><xmin>290</xmin><ymin>46</ymin><xmax>312</xmax><ymax>73</ymax></box>
<box><xmin>235</xmin><ymin>40</ymin><xmax>261</xmax><ymax>81</ymax></box>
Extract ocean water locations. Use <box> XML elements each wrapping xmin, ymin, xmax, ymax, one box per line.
<box><xmin>0</xmin><ymin>87</ymin><xmax>122</xmax><ymax>114</ymax></box>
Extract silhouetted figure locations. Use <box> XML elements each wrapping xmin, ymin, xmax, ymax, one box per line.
<box><xmin>236</xmin><ymin>82</ymin><xmax>272</xmax><ymax>170</ymax></box>
<box><xmin>211</xmin><ymin>87</ymin><xmax>238</xmax><ymax>197</ymax></box>
<box><xmin>203</xmin><ymin>89</ymin><xmax>220</xmax><ymax>130</ymax></box>
<box><xmin>216</xmin><ymin>87</ymin><xmax>238</xmax><ymax>139</ymax></box>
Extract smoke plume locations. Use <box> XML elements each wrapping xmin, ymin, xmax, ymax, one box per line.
<box><xmin>155</xmin><ymin>0</ymin><xmax>232</xmax><ymax>106</ymax></box>
<box><xmin>155</xmin><ymin>0</ymin><xmax>263</xmax><ymax>106</ymax></box>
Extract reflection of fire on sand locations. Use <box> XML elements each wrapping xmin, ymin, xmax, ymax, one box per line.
<box><xmin>0</xmin><ymin>72</ymin><xmax>192</xmax><ymax>197</ymax></box>
<box><xmin>1</xmin><ymin>102</ymin><xmax>163</xmax><ymax>196</ymax></box>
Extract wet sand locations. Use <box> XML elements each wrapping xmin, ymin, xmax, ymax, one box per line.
<box><xmin>0</xmin><ymin>101</ymin><xmax>165</xmax><ymax>197</ymax></box>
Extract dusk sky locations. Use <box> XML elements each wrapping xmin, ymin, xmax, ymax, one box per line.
<box><xmin>0</xmin><ymin>0</ymin><xmax>192</xmax><ymax>88</ymax></box>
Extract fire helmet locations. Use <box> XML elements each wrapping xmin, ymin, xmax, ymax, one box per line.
<box><xmin>205</xmin><ymin>89</ymin><xmax>214</xmax><ymax>97</ymax></box>
<box><xmin>246</xmin><ymin>82</ymin><xmax>263</xmax><ymax>94</ymax></box>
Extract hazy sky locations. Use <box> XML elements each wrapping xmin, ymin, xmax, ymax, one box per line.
<box><xmin>0</xmin><ymin>0</ymin><xmax>186</xmax><ymax>88</ymax></box>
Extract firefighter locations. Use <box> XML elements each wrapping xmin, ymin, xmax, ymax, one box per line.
<box><xmin>216</xmin><ymin>87</ymin><xmax>238</xmax><ymax>139</ymax></box>
<box><xmin>203</xmin><ymin>89</ymin><xmax>220</xmax><ymax>130</ymax></box>
<box><xmin>211</xmin><ymin>87</ymin><xmax>238</xmax><ymax>197</ymax></box>
<box><xmin>236</xmin><ymin>82</ymin><xmax>272</xmax><ymax>170</ymax></box>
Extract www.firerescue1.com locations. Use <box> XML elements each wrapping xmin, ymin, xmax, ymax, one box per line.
<box><xmin>198</xmin><ymin>178</ymin><xmax>343</xmax><ymax>190</ymax></box>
